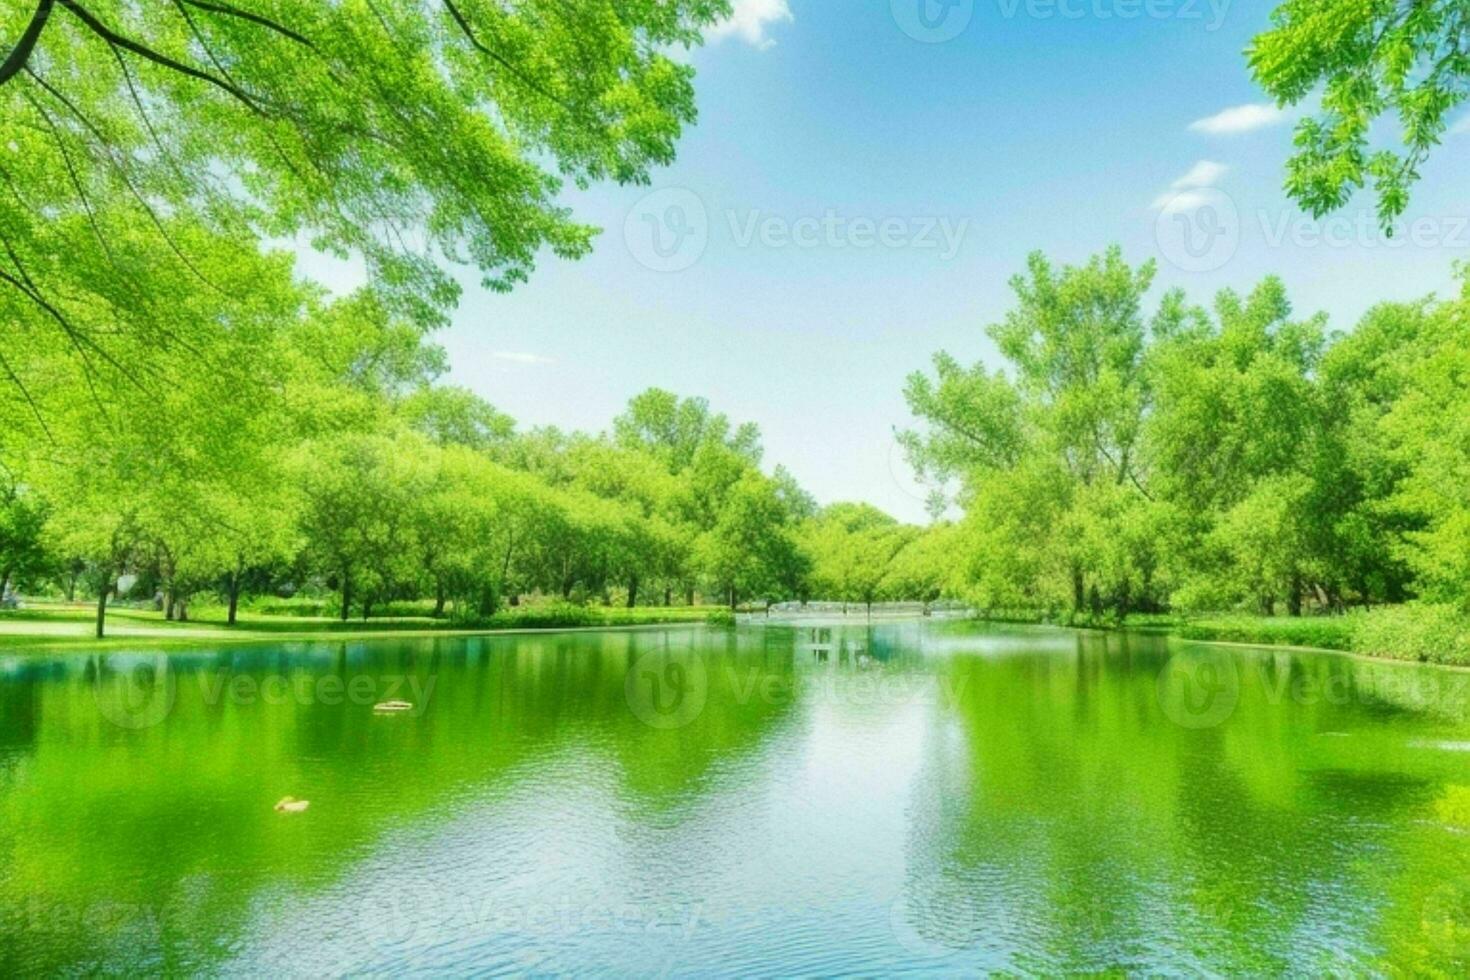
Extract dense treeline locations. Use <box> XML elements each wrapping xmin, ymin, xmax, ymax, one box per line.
<box><xmin>0</xmin><ymin>274</ymin><xmax>955</xmax><ymax>633</ymax></box>
<box><xmin>902</xmin><ymin>247</ymin><xmax>1470</xmax><ymax>623</ymax></box>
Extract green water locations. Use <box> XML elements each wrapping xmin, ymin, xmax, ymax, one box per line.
<box><xmin>0</xmin><ymin>622</ymin><xmax>1466</xmax><ymax>974</ymax></box>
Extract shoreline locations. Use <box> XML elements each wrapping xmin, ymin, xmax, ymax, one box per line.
<box><xmin>3</xmin><ymin>612</ymin><xmax>1467</xmax><ymax>674</ymax></box>
<box><xmin>0</xmin><ymin>616</ymin><xmax>719</xmax><ymax>654</ymax></box>
<box><xmin>959</xmin><ymin>616</ymin><xmax>1470</xmax><ymax>673</ymax></box>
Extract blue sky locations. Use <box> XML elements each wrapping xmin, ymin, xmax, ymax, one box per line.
<box><xmin>390</xmin><ymin>1</ymin><xmax>1470</xmax><ymax>523</ymax></box>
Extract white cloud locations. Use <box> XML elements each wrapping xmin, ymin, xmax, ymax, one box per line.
<box><xmin>1188</xmin><ymin>103</ymin><xmax>1287</xmax><ymax>136</ymax></box>
<box><xmin>1151</xmin><ymin>160</ymin><xmax>1229</xmax><ymax>211</ymax></box>
<box><xmin>708</xmin><ymin>0</ymin><xmax>793</xmax><ymax>50</ymax></box>
<box><xmin>1450</xmin><ymin>113</ymin><xmax>1470</xmax><ymax>135</ymax></box>
<box><xmin>491</xmin><ymin>350</ymin><xmax>554</xmax><ymax>365</ymax></box>
<box><xmin>1170</xmin><ymin>160</ymin><xmax>1230</xmax><ymax>189</ymax></box>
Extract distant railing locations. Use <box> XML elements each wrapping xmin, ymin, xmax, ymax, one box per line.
<box><xmin>747</xmin><ymin>600</ymin><xmax>972</xmax><ymax>620</ymax></box>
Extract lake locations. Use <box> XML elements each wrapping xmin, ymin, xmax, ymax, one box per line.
<box><xmin>1</xmin><ymin>621</ymin><xmax>1467</xmax><ymax>974</ymax></box>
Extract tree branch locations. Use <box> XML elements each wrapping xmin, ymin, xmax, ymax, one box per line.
<box><xmin>57</xmin><ymin>0</ymin><xmax>268</xmax><ymax>115</ymax></box>
<box><xmin>0</xmin><ymin>0</ymin><xmax>53</xmax><ymax>87</ymax></box>
<box><xmin>24</xmin><ymin>66</ymin><xmax>225</xmax><ymax>294</ymax></box>
<box><xmin>442</xmin><ymin>0</ymin><xmax>579</xmax><ymax>117</ymax></box>
<box><xmin>179</xmin><ymin>0</ymin><xmax>315</xmax><ymax>50</ymax></box>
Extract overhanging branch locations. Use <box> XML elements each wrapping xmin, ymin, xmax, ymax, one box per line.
<box><xmin>0</xmin><ymin>0</ymin><xmax>54</xmax><ymax>87</ymax></box>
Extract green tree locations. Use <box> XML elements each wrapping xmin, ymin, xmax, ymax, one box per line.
<box><xmin>698</xmin><ymin>471</ymin><xmax>803</xmax><ymax>609</ymax></box>
<box><xmin>798</xmin><ymin>503</ymin><xmax>913</xmax><ymax>613</ymax></box>
<box><xmin>903</xmin><ymin>248</ymin><xmax>1180</xmax><ymax>617</ymax></box>
<box><xmin>293</xmin><ymin>430</ymin><xmax>434</xmax><ymax>621</ymax></box>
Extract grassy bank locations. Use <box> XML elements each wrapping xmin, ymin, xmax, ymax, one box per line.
<box><xmin>0</xmin><ymin>601</ymin><xmax>731</xmax><ymax>651</ymax></box>
<box><xmin>972</xmin><ymin>604</ymin><xmax>1470</xmax><ymax>666</ymax></box>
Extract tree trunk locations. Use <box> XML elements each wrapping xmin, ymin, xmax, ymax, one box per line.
<box><xmin>433</xmin><ymin>580</ymin><xmax>446</xmax><ymax>617</ymax></box>
<box><xmin>226</xmin><ymin>574</ymin><xmax>240</xmax><ymax>626</ymax></box>
<box><xmin>626</xmin><ymin>576</ymin><xmax>639</xmax><ymax>609</ymax></box>
<box><xmin>1072</xmin><ymin>567</ymin><xmax>1086</xmax><ymax>615</ymax></box>
<box><xmin>1287</xmin><ymin>573</ymin><xmax>1303</xmax><ymax>617</ymax></box>
<box><xmin>165</xmin><ymin>592</ymin><xmax>176</xmax><ymax>621</ymax></box>
<box><xmin>66</xmin><ymin>568</ymin><xmax>78</xmax><ymax>602</ymax></box>
<box><xmin>663</xmin><ymin>587</ymin><xmax>672</xmax><ymax>607</ymax></box>
<box><xmin>177</xmin><ymin>598</ymin><xmax>188</xmax><ymax>622</ymax></box>
<box><xmin>728</xmin><ymin>584</ymin><xmax>737</xmax><ymax>611</ymax></box>
<box><xmin>686</xmin><ymin>587</ymin><xmax>695</xmax><ymax>607</ymax></box>
<box><xmin>339</xmin><ymin>574</ymin><xmax>352</xmax><ymax>622</ymax></box>
<box><xmin>0</xmin><ymin>566</ymin><xmax>13</xmax><ymax>599</ymax></box>
<box><xmin>362</xmin><ymin>596</ymin><xmax>373</xmax><ymax>621</ymax></box>
<box><xmin>95</xmin><ymin>580</ymin><xmax>111</xmax><ymax>639</ymax></box>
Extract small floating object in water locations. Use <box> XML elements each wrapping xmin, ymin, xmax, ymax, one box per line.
<box><xmin>373</xmin><ymin>700</ymin><xmax>414</xmax><ymax>714</ymax></box>
<box><xmin>274</xmin><ymin>796</ymin><xmax>310</xmax><ymax>814</ymax></box>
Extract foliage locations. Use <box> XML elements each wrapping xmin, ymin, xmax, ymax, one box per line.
<box><xmin>902</xmin><ymin>247</ymin><xmax>1470</xmax><ymax>661</ymax></box>
<box><xmin>1246</xmin><ymin>0</ymin><xmax>1470</xmax><ymax>230</ymax></box>
<box><xmin>0</xmin><ymin>0</ymin><xmax>728</xmax><ymax>337</ymax></box>
<box><xmin>1176</xmin><ymin>614</ymin><xmax>1357</xmax><ymax>652</ymax></box>
<box><xmin>1351</xmin><ymin>603</ymin><xmax>1470</xmax><ymax>666</ymax></box>
<box><xmin>1251</xmin><ymin>0</ymin><xmax>1470</xmax><ymax>230</ymax></box>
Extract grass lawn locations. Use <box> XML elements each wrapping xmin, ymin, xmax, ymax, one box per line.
<box><xmin>0</xmin><ymin>601</ymin><xmax>728</xmax><ymax>651</ymax></box>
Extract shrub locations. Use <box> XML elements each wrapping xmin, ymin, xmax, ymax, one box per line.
<box><xmin>1176</xmin><ymin>615</ymin><xmax>1356</xmax><ymax>651</ymax></box>
<box><xmin>1351</xmin><ymin>604</ymin><xmax>1470</xmax><ymax>666</ymax></box>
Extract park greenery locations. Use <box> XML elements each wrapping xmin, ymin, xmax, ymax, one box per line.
<box><xmin>0</xmin><ymin>3</ymin><xmax>1468</xmax><ymax>664</ymax></box>
<box><xmin>0</xmin><ymin>292</ymin><xmax>963</xmax><ymax>634</ymax></box>
<box><xmin>901</xmin><ymin>247</ymin><xmax>1470</xmax><ymax>663</ymax></box>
